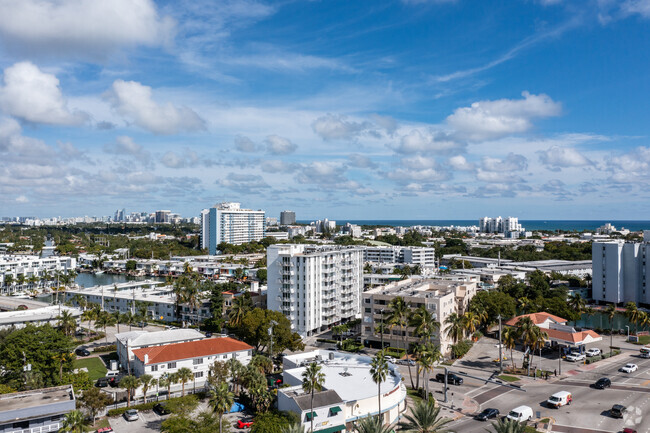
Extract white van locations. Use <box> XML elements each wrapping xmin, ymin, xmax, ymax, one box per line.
<box><xmin>506</xmin><ymin>405</ymin><xmax>533</xmax><ymax>422</ymax></box>
<box><xmin>547</xmin><ymin>391</ymin><xmax>572</xmax><ymax>408</ymax></box>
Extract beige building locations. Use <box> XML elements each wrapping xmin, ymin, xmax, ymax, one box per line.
<box><xmin>361</xmin><ymin>278</ymin><xmax>477</xmax><ymax>355</ymax></box>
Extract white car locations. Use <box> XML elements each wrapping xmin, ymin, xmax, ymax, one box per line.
<box><xmin>123</xmin><ymin>409</ymin><xmax>139</xmax><ymax>422</ymax></box>
<box><xmin>384</xmin><ymin>356</ymin><xmax>397</xmax><ymax>364</ymax></box>
<box><xmin>565</xmin><ymin>354</ymin><xmax>584</xmax><ymax>362</ymax></box>
<box><xmin>586</xmin><ymin>348</ymin><xmax>601</xmax><ymax>357</ymax></box>
<box><xmin>620</xmin><ymin>363</ymin><xmax>638</xmax><ymax>373</ymax></box>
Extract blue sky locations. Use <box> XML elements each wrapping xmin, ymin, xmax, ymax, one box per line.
<box><xmin>1</xmin><ymin>0</ymin><xmax>650</xmax><ymax>220</ymax></box>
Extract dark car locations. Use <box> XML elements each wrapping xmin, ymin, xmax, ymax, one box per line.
<box><xmin>108</xmin><ymin>374</ymin><xmax>125</xmax><ymax>387</ymax></box>
<box><xmin>475</xmin><ymin>408</ymin><xmax>500</xmax><ymax>421</ymax></box>
<box><xmin>75</xmin><ymin>348</ymin><xmax>91</xmax><ymax>357</ymax></box>
<box><xmin>95</xmin><ymin>377</ymin><xmax>109</xmax><ymax>388</ymax></box>
<box><xmin>611</xmin><ymin>404</ymin><xmax>626</xmax><ymax>418</ymax></box>
<box><xmin>434</xmin><ymin>373</ymin><xmax>463</xmax><ymax>385</ymax></box>
<box><xmin>594</xmin><ymin>377</ymin><xmax>612</xmax><ymax>389</ymax></box>
<box><xmin>153</xmin><ymin>403</ymin><xmax>171</xmax><ymax>415</ymax></box>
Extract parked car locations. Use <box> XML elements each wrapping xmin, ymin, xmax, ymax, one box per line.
<box><xmin>623</xmin><ymin>428</ymin><xmax>638</xmax><ymax>433</ymax></box>
<box><xmin>237</xmin><ymin>419</ymin><xmax>254</xmax><ymax>429</ymax></box>
<box><xmin>594</xmin><ymin>377</ymin><xmax>611</xmax><ymax>389</ymax></box>
<box><xmin>75</xmin><ymin>348</ymin><xmax>91</xmax><ymax>357</ymax></box>
<box><xmin>565</xmin><ymin>354</ymin><xmax>585</xmax><ymax>362</ymax></box>
<box><xmin>229</xmin><ymin>402</ymin><xmax>245</xmax><ymax>413</ymax></box>
<box><xmin>506</xmin><ymin>405</ymin><xmax>533</xmax><ymax>423</ymax></box>
<box><xmin>153</xmin><ymin>403</ymin><xmax>171</xmax><ymax>415</ymax></box>
<box><xmin>434</xmin><ymin>373</ymin><xmax>463</xmax><ymax>385</ymax></box>
<box><xmin>96</xmin><ymin>427</ymin><xmax>113</xmax><ymax>433</ymax></box>
<box><xmin>610</xmin><ymin>404</ymin><xmax>626</xmax><ymax>419</ymax></box>
<box><xmin>475</xmin><ymin>408</ymin><xmax>499</xmax><ymax>421</ymax></box>
<box><xmin>586</xmin><ymin>348</ymin><xmax>601</xmax><ymax>357</ymax></box>
<box><xmin>123</xmin><ymin>409</ymin><xmax>139</xmax><ymax>422</ymax></box>
<box><xmin>547</xmin><ymin>391</ymin><xmax>572</xmax><ymax>408</ymax></box>
<box><xmin>620</xmin><ymin>363</ymin><xmax>638</xmax><ymax>373</ymax></box>
<box><xmin>385</xmin><ymin>356</ymin><xmax>397</xmax><ymax>364</ymax></box>
<box><xmin>95</xmin><ymin>377</ymin><xmax>109</xmax><ymax>388</ymax></box>
<box><xmin>397</xmin><ymin>359</ymin><xmax>416</xmax><ymax>366</ymax></box>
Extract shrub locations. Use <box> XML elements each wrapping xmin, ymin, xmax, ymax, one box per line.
<box><xmin>316</xmin><ymin>338</ymin><xmax>337</xmax><ymax>344</ymax></box>
<box><xmin>93</xmin><ymin>345</ymin><xmax>117</xmax><ymax>353</ymax></box>
<box><xmin>450</xmin><ymin>340</ymin><xmax>473</xmax><ymax>359</ymax></box>
<box><xmin>107</xmin><ymin>395</ymin><xmax>197</xmax><ymax>417</ymax></box>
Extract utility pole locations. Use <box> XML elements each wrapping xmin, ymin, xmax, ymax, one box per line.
<box><xmin>269</xmin><ymin>320</ymin><xmax>278</xmax><ymax>359</ymax></box>
<box><xmin>498</xmin><ymin>315</ymin><xmax>503</xmax><ymax>374</ymax></box>
<box><xmin>558</xmin><ymin>345</ymin><xmax>562</xmax><ymax>375</ymax></box>
<box><xmin>380</xmin><ymin>309</ymin><xmax>385</xmax><ymax>350</ymax></box>
<box><xmin>443</xmin><ymin>367</ymin><xmax>448</xmax><ymax>403</ymax></box>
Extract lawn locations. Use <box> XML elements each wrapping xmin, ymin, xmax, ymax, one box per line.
<box><xmin>86</xmin><ymin>418</ymin><xmax>110</xmax><ymax>432</ymax></box>
<box><xmin>497</xmin><ymin>375</ymin><xmax>520</xmax><ymax>382</ymax></box>
<box><xmin>75</xmin><ymin>357</ymin><xmax>107</xmax><ymax>381</ymax></box>
<box><xmin>636</xmin><ymin>335</ymin><xmax>650</xmax><ymax>345</ymax></box>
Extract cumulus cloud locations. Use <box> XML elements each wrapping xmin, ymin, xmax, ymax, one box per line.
<box><xmin>480</xmin><ymin>153</ymin><xmax>528</xmax><ymax>172</ymax></box>
<box><xmin>538</xmin><ymin>146</ymin><xmax>592</xmax><ymax>170</ymax></box>
<box><xmin>606</xmin><ymin>146</ymin><xmax>650</xmax><ymax>183</ymax></box>
<box><xmin>622</xmin><ymin>0</ymin><xmax>650</xmax><ymax>18</ymax></box>
<box><xmin>447</xmin><ymin>91</ymin><xmax>561</xmax><ymax>141</ymax></box>
<box><xmin>447</xmin><ymin>155</ymin><xmax>474</xmax><ymax>171</ymax></box>
<box><xmin>103</xmin><ymin>136</ymin><xmax>151</xmax><ymax>165</ymax></box>
<box><xmin>261</xmin><ymin>160</ymin><xmax>297</xmax><ymax>173</ymax></box>
<box><xmin>0</xmin><ymin>62</ymin><xmax>87</xmax><ymax>125</ymax></box>
<box><xmin>265</xmin><ymin>135</ymin><xmax>297</xmax><ymax>155</ymax></box>
<box><xmin>348</xmin><ymin>154</ymin><xmax>377</xmax><ymax>169</ymax></box>
<box><xmin>385</xmin><ymin>156</ymin><xmax>451</xmax><ymax>184</ymax></box>
<box><xmin>311</xmin><ymin>114</ymin><xmax>373</xmax><ymax>141</ymax></box>
<box><xmin>106</xmin><ymin>80</ymin><xmax>206</xmax><ymax>135</ymax></box>
<box><xmin>475</xmin><ymin>170</ymin><xmax>525</xmax><ymax>183</ymax></box>
<box><xmin>394</xmin><ymin>129</ymin><xmax>465</xmax><ymax>154</ymax></box>
<box><xmin>234</xmin><ymin>135</ymin><xmax>259</xmax><ymax>153</ymax></box>
<box><xmin>216</xmin><ymin>173</ymin><xmax>270</xmax><ymax>194</ymax></box>
<box><xmin>15</xmin><ymin>195</ymin><xmax>28</xmax><ymax>203</ymax></box>
<box><xmin>0</xmin><ymin>0</ymin><xmax>174</xmax><ymax>60</ymax></box>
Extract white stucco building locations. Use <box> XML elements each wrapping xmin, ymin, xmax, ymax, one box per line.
<box><xmin>116</xmin><ymin>329</ymin><xmax>206</xmax><ymax>372</ymax></box>
<box><xmin>279</xmin><ymin>350</ymin><xmax>407</xmax><ymax>432</ymax></box>
<box><xmin>267</xmin><ymin>244</ymin><xmax>363</xmax><ymax>336</ymax></box>
<box><xmin>200</xmin><ymin>202</ymin><xmax>266</xmax><ymax>255</ymax></box>
<box><xmin>362</xmin><ymin>246</ymin><xmax>436</xmax><ymax>266</ymax></box>
<box><xmin>0</xmin><ymin>255</ymin><xmax>76</xmax><ymax>293</ymax></box>
<box><xmin>0</xmin><ymin>305</ymin><xmax>82</xmax><ymax>331</ymax></box>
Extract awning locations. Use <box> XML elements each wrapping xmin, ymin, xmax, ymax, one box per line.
<box><xmin>316</xmin><ymin>425</ymin><xmax>345</xmax><ymax>433</ymax></box>
<box><xmin>329</xmin><ymin>406</ymin><xmax>342</xmax><ymax>414</ymax></box>
<box><xmin>305</xmin><ymin>412</ymin><xmax>317</xmax><ymax>421</ymax></box>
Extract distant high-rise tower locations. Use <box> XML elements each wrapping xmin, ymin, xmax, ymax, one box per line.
<box><xmin>200</xmin><ymin>202</ymin><xmax>265</xmax><ymax>255</ymax></box>
<box><xmin>280</xmin><ymin>210</ymin><xmax>296</xmax><ymax>225</ymax></box>
<box><xmin>114</xmin><ymin>208</ymin><xmax>125</xmax><ymax>222</ymax></box>
<box><xmin>155</xmin><ymin>210</ymin><xmax>171</xmax><ymax>223</ymax></box>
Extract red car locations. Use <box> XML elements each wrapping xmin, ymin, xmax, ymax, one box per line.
<box><xmin>237</xmin><ymin>420</ymin><xmax>254</xmax><ymax>429</ymax></box>
<box><xmin>96</xmin><ymin>428</ymin><xmax>113</xmax><ymax>433</ymax></box>
<box><xmin>623</xmin><ymin>429</ymin><xmax>637</xmax><ymax>433</ymax></box>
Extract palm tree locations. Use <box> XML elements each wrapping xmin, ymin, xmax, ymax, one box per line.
<box><xmin>209</xmin><ymin>381</ymin><xmax>235</xmax><ymax>433</ymax></box>
<box><xmin>302</xmin><ymin>362</ymin><xmax>325</xmax><ymax>433</ymax></box>
<box><xmin>140</xmin><ymin>374</ymin><xmax>154</xmax><ymax>404</ymax></box>
<box><xmin>605</xmin><ymin>303</ymin><xmax>617</xmax><ymax>355</ymax></box>
<box><xmin>517</xmin><ymin>297</ymin><xmax>531</xmax><ymax>314</ymax></box>
<box><xmin>640</xmin><ymin>311</ymin><xmax>650</xmax><ymax>332</ymax></box>
<box><xmin>16</xmin><ymin>273</ymin><xmax>26</xmax><ymax>291</ymax></box>
<box><xmin>502</xmin><ymin>327</ymin><xmax>518</xmax><ymax>369</ymax></box>
<box><xmin>370</xmin><ymin>353</ymin><xmax>389</xmax><ymax>423</ymax></box>
<box><xmin>57</xmin><ymin>310</ymin><xmax>77</xmax><ymax>336</ymax></box>
<box><xmin>120</xmin><ymin>375</ymin><xmax>141</xmax><ymax>407</ymax></box>
<box><xmin>568</xmin><ymin>294</ymin><xmax>586</xmax><ymax>325</ymax></box>
<box><xmin>177</xmin><ymin>367</ymin><xmax>194</xmax><ymax>397</ymax></box>
<box><xmin>415</xmin><ymin>343</ymin><xmax>440</xmax><ymax>400</ymax></box>
<box><xmin>112</xmin><ymin>310</ymin><xmax>122</xmax><ymax>333</ymax></box>
<box><xmin>398</xmin><ymin>399</ymin><xmax>452</xmax><ymax>432</ymax></box>
<box><xmin>625</xmin><ymin>302</ymin><xmax>641</xmax><ymax>333</ymax></box>
<box><xmin>122</xmin><ymin>311</ymin><xmax>137</xmax><ymax>331</ymax></box>
<box><xmin>488</xmin><ymin>417</ymin><xmax>527</xmax><ymax>433</ymax></box>
<box><xmin>355</xmin><ymin>415</ymin><xmax>393</xmax><ymax>433</ymax></box>
<box><xmin>60</xmin><ymin>410</ymin><xmax>88</xmax><ymax>433</ymax></box>
<box><xmin>228</xmin><ymin>296</ymin><xmax>250</xmax><ymax>327</ymax></box>
<box><xmin>227</xmin><ymin>358</ymin><xmax>243</xmax><ymax>395</ymax></box>
<box><xmin>4</xmin><ymin>274</ymin><xmax>14</xmax><ymax>293</ymax></box>
<box><xmin>462</xmin><ymin>311</ymin><xmax>481</xmax><ymax>338</ymax></box>
<box><xmin>444</xmin><ymin>313</ymin><xmax>464</xmax><ymax>345</ymax></box>
<box><xmin>281</xmin><ymin>423</ymin><xmax>306</xmax><ymax>433</ymax></box>
<box><xmin>94</xmin><ymin>311</ymin><xmax>116</xmax><ymax>343</ymax></box>
<box><xmin>159</xmin><ymin>373</ymin><xmax>171</xmax><ymax>400</ymax></box>
<box><xmin>387</xmin><ymin>297</ymin><xmax>413</xmax><ymax>386</ymax></box>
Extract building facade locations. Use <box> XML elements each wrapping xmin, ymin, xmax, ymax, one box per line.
<box><xmin>200</xmin><ymin>202</ymin><xmax>266</xmax><ymax>254</ymax></box>
<box><xmin>280</xmin><ymin>211</ymin><xmax>296</xmax><ymax>225</ymax></box>
<box><xmin>267</xmin><ymin>245</ymin><xmax>363</xmax><ymax>336</ymax></box>
<box><xmin>362</xmin><ymin>246</ymin><xmax>436</xmax><ymax>266</ymax></box>
<box><xmin>0</xmin><ymin>386</ymin><xmax>75</xmax><ymax>433</ymax></box>
<box><xmin>116</xmin><ymin>329</ymin><xmax>206</xmax><ymax>372</ymax></box>
<box><xmin>479</xmin><ymin>216</ymin><xmax>524</xmax><ymax>236</ymax></box>
<box><xmin>0</xmin><ymin>255</ymin><xmax>76</xmax><ymax>294</ymax></box>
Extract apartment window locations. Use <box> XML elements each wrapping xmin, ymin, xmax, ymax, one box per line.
<box><xmin>167</xmin><ymin>362</ymin><xmax>177</xmax><ymax>369</ymax></box>
<box><xmin>194</xmin><ymin>371</ymin><xmax>203</xmax><ymax>378</ymax></box>
<box><xmin>193</xmin><ymin>358</ymin><xmax>203</xmax><ymax>365</ymax></box>
<box><xmin>151</xmin><ymin>365</ymin><xmax>158</xmax><ymax>372</ymax></box>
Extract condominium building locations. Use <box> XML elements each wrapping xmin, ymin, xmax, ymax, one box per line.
<box><xmin>592</xmin><ymin>235</ymin><xmax>650</xmax><ymax>305</ymax></box>
<box><xmin>200</xmin><ymin>202</ymin><xmax>266</xmax><ymax>254</ymax></box>
<box><xmin>362</xmin><ymin>246</ymin><xmax>436</xmax><ymax>266</ymax></box>
<box><xmin>116</xmin><ymin>329</ymin><xmax>206</xmax><ymax>372</ymax></box>
<box><xmin>0</xmin><ymin>386</ymin><xmax>76</xmax><ymax>433</ymax></box>
<box><xmin>361</xmin><ymin>278</ymin><xmax>478</xmax><ymax>355</ymax></box>
<box><xmin>0</xmin><ymin>255</ymin><xmax>76</xmax><ymax>294</ymax></box>
<box><xmin>479</xmin><ymin>216</ymin><xmax>524</xmax><ymax>235</ymax></box>
<box><xmin>267</xmin><ymin>244</ymin><xmax>363</xmax><ymax>336</ymax></box>
<box><xmin>280</xmin><ymin>211</ymin><xmax>296</xmax><ymax>225</ymax></box>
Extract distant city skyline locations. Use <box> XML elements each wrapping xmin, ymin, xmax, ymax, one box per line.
<box><xmin>1</xmin><ymin>1</ymin><xmax>650</xmax><ymax>218</ymax></box>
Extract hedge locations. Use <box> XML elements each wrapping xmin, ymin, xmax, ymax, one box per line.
<box><xmin>108</xmin><ymin>402</ymin><xmax>156</xmax><ymax>417</ymax></box>
<box><xmin>93</xmin><ymin>345</ymin><xmax>117</xmax><ymax>353</ymax></box>
<box><xmin>316</xmin><ymin>338</ymin><xmax>337</xmax><ymax>344</ymax></box>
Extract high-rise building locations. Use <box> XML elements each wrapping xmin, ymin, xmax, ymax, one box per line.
<box><xmin>280</xmin><ymin>210</ymin><xmax>296</xmax><ymax>225</ymax></box>
<box><xmin>155</xmin><ymin>210</ymin><xmax>171</xmax><ymax>223</ymax></box>
<box><xmin>267</xmin><ymin>244</ymin><xmax>363</xmax><ymax>336</ymax></box>
<box><xmin>592</xmin><ymin>233</ymin><xmax>650</xmax><ymax>305</ymax></box>
<box><xmin>479</xmin><ymin>216</ymin><xmax>524</xmax><ymax>236</ymax></box>
<box><xmin>362</xmin><ymin>246</ymin><xmax>436</xmax><ymax>266</ymax></box>
<box><xmin>200</xmin><ymin>202</ymin><xmax>265</xmax><ymax>255</ymax></box>
<box><xmin>114</xmin><ymin>208</ymin><xmax>125</xmax><ymax>222</ymax></box>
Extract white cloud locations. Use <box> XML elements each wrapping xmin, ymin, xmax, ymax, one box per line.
<box><xmin>0</xmin><ymin>62</ymin><xmax>87</xmax><ymax>125</ymax></box>
<box><xmin>447</xmin><ymin>91</ymin><xmax>561</xmax><ymax>141</ymax></box>
<box><xmin>234</xmin><ymin>135</ymin><xmax>259</xmax><ymax>153</ymax></box>
<box><xmin>103</xmin><ymin>136</ymin><xmax>151</xmax><ymax>165</ymax></box>
<box><xmin>538</xmin><ymin>146</ymin><xmax>592</xmax><ymax>170</ymax></box>
<box><xmin>606</xmin><ymin>146</ymin><xmax>650</xmax><ymax>183</ymax></box>
<box><xmin>481</xmin><ymin>153</ymin><xmax>528</xmax><ymax>172</ymax></box>
<box><xmin>622</xmin><ymin>0</ymin><xmax>650</xmax><ymax>18</ymax></box>
<box><xmin>106</xmin><ymin>80</ymin><xmax>206</xmax><ymax>135</ymax></box>
<box><xmin>447</xmin><ymin>155</ymin><xmax>474</xmax><ymax>171</ymax></box>
<box><xmin>476</xmin><ymin>170</ymin><xmax>525</xmax><ymax>183</ymax></box>
<box><xmin>265</xmin><ymin>135</ymin><xmax>297</xmax><ymax>155</ymax></box>
<box><xmin>394</xmin><ymin>129</ymin><xmax>464</xmax><ymax>154</ymax></box>
<box><xmin>311</xmin><ymin>114</ymin><xmax>372</xmax><ymax>141</ymax></box>
<box><xmin>0</xmin><ymin>0</ymin><xmax>174</xmax><ymax>60</ymax></box>
<box><xmin>15</xmin><ymin>195</ymin><xmax>28</xmax><ymax>203</ymax></box>
<box><xmin>216</xmin><ymin>173</ymin><xmax>270</xmax><ymax>194</ymax></box>
<box><xmin>261</xmin><ymin>160</ymin><xmax>297</xmax><ymax>174</ymax></box>
<box><xmin>348</xmin><ymin>154</ymin><xmax>377</xmax><ymax>169</ymax></box>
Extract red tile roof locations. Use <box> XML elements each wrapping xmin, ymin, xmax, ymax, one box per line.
<box><xmin>504</xmin><ymin>312</ymin><xmax>567</xmax><ymax>327</ymax></box>
<box><xmin>543</xmin><ymin>328</ymin><xmax>601</xmax><ymax>344</ymax></box>
<box><xmin>133</xmin><ymin>337</ymin><xmax>252</xmax><ymax>365</ymax></box>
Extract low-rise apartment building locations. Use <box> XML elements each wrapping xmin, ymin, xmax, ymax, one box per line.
<box><xmin>0</xmin><ymin>255</ymin><xmax>76</xmax><ymax>293</ymax></box>
<box><xmin>116</xmin><ymin>329</ymin><xmax>206</xmax><ymax>372</ymax></box>
<box><xmin>362</xmin><ymin>246</ymin><xmax>436</xmax><ymax>266</ymax></box>
<box><xmin>0</xmin><ymin>385</ymin><xmax>75</xmax><ymax>433</ymax></box>
<box><xmin>361</xmin><ymin>278</ymin><xmax>477</xmax><ymax>355</ymax></box>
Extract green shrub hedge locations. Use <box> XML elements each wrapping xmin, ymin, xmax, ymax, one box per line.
<box><xmin>93</xmin><ymin>345</ymin><xmax>117</xmax><ymax>353</ymax></box>
<box><xmin>108</xmin><ymin>402</ymin><xmax>156</xmax><ymax>417</ymax></box>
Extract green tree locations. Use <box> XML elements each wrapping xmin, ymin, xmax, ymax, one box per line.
<box><xmin>354</xmin><ymin>415</ymin><xmax>393</xmax><ymax>433</ymax></box>
<box><xmin>387</xmin><ymin>296</ymin><xmax>414</xmax><ymax>387</ymax></box>
<box><xmin>488</xmin><ymin>417</ymin><xmax>527</xmax><ymax>433</ymax></box>
<box><xmin>370</xmin><ymin>353</ymin><xmax>389</xmax><ymax>420</ymax></box>
<box><xmin>94</xmin><ymin>311</ymin><xmax>116</xmax><ymax>343</ymax></box>
<box><xmin>209</xmin><ymin>381</ymin><xmax>235</xmax><ymax>433</ymax></box>
<box><xmin>398</xmin><ymin>399</ymin><xmax>452</xmax><ymax>432</ymax></box>
<box><xmin>140</xmin><ymin>374</ymin><xmax>154</xmax><ymax>403</ymax></box>
<box><xmin>502</xmin><ymin>327</ymin><xmax>518</xmax><ymax>369</ymax></box>
<box><xmin>281</xmin><ymin>423</ymin><xmax>305</xmax><ymax>433</ymax></box>
<box><xmin>444</xmin><ymin>313</ymin><xmax>464</xmax><ymax>345</ymax></box>
<box><xmin>126</xmin><ymin>260</ymin><xmax>137</xmax><ymax>271</ymax></box>
<box><xmin>60</xmin><ymin>410</ymin><xmax>88</xmax><ymax>433</ymax></box>
<box><xmin>235</xmin><ymin>308</ymin><xmax>304</xmax><ymax>354</ymax></box>
<box><xmin>626</xmin><ymin>302</ymin><xmax>641</xmax><ymax>333</ymax></box>
<box><xmin>227</xmin><ymin>358</ymin><xmax>243</xmax><ymax>395</ymax></box>
<box><xmin>80</xmin><ymin>387</ymin><xmax>112</xmax><ymax>423</ymax></box>
<box><xmin>468</xmin><ymin>290</ymin><xmax>516</xmax><ymax>326</ymax></box>
<box><xmin>120</xmin><ymin>375</ymin><xmax>141</xmax><ymax>407</ymax></box>
<box><xmin>256</xmin><ymin>269</ymin><xmax>267</xmax><ymax>284</ymax></box>
<box><xmin>228</xmin><ymin>295</ymin><xmax>253</xmax><ymax>327</ymax></box>
<box><xmin>251</xmin><ymin>411</ymin><xmax>300</xmax><ymax>433</ymax></box>
<box><xmin>176</xmin><ymin>367</ymin><xmax>194</xmax><ymax>397</ymax></box>
<box><xmin>302</xmin><ymin>362</ymin><xmax>325</xmax><ymax>433</ymax></box>
<box><xmin>568</xmin><ymin>293</ymin><xmax>586</xmax><ymax>324</ymax></box>
<box><xmin>57</xmin><ymin>310</ymin><xmax>77</xmax><ymax>336</ymax></box>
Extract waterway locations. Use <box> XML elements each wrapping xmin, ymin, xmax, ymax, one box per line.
<box><xmin>75</xmin><ymin>272</ymin><xmax>164</xmax><ymax>288</ymax></box>
<box><xmin>575</xmin><ymin>311</ymin><xmax>650</xmax><ymax>333</ymax></box>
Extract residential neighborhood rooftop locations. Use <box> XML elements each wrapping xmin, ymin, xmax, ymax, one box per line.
<box><xmin>133</xmin><ymin>336</ymin><xmax>252</xmax><ymax>365</ymax></box>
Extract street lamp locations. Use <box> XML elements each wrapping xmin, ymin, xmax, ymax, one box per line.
<box><xmin>269</xmin><ymin>320</ymin><xmax>278</xmax><ymax>358</ymax></box>
<box><xmin>497</xmin><ymin>315</ymin><xmax>503</xmax><ymax>374</ymax></box>
<box><xmin>626</xmin><ymin>325</ymin><xmax>630</xmax><ymax>342</ymax></box>
<box><xmin>380</xmin><ymin>309</ymin><xmax>385</xmax><ymax>350</ymax></box>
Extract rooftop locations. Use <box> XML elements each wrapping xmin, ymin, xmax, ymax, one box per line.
<box><xmin>505</xmin><ymin>312</ymin><xmax>568</xmax><ymax>326</ymax></box>
<box><xmin>0</xmin><ymin>385</ymin><xmax>74</xmax><ymax>419</ymax></box>
<box><xmin>116</xmin><ymin>329</ymin><xmax>205</xmax><ymax>347</ymax></box>
<box><xmin>133</xmin><ymin>336</ymin><xmax>252</xmax><ymax>364</ymax></box>
<box><xmin>0</xmin><ymin>305</ymin><xmax>81</xmax><ymax>326</ymax></box>
<box><xmin>364</xmin><ymin>278</ymin><xmax>459</xmax><ymax>298</ymax></box>
<box><xmin>287</xmin><ymin>389</ymin><xmax>344</xmax><ymax>411</ymax></box>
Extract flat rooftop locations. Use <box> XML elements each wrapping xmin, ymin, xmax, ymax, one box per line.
<box><xmin>0</xmin><ymin>305</ymin><xmax>81</xmax><ymax>325</ymax></box>
<box><xmin>0</xmin><ymin>385</ymin><xmax>73</xmax><ymax>415</ymax></box>
<box><xmin>364</xmin><ymin>278</ymin><xmax>458</xmax><ymax>298</ymax></box>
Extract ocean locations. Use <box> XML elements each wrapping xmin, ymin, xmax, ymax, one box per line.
<box><xmin>298</xmin><ymin>220</ymin><xmax>650</xmax><ymax>232</ymax></box>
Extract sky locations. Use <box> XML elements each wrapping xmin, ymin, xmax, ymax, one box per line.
<box><xmin>1</xmin><ymin>0</ymin><xmax>650</xmax><ymax>220</ymax></box>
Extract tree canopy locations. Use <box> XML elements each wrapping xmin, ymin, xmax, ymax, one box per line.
<box><xmin>233</xmin><ymin>308</ymin><xmax>304</xmax><ymax>354</ymax></box>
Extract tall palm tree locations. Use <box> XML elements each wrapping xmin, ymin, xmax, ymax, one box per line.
<box><xmin>140</xmin><ymin>374</ymin><xmax>154</xmax><ymax>404</ymax></box>
<box><xmin>159</xmin><ymin>373</ymin><xmax>172</xmax><ymax>400</ymax></box>
<box><xmin>398</xmin><ymin>399</ymin><xmax>452</xmax><ymax>432</ymax></box>
<box><xmin>176</xmin><ymin>367</ymin><xmax>194</xmax><ymax>397</ymax></box>
<box><xmin>355</xmin><ymin>415</ymin><xmax>393</xmax><ymax>433</ymax></box>
<box><xmin>16</xmin><ymin>273</ymin><xmax>26</xmax><ymax>291</ymax></box>
<box><xmin>502</xmin><ymin>327</ymin><xmax>518</xmax><ymax>369</ymax></box>
<box><xmin>112</xmin><ymin>310</ymin><xmax>122</xmax><ymax>333</ymax></box>
<box><xmin>444</xmin><ymin>313</ymin><xmax>464</xmax><ymax>345</ymax></box>
<box><xmin>4</xmin><ymin>274</ymin><xmax>14</xmax><ymax>293</ymax></box>
<box><xmin>120</xmin><ymin>375</ymin><xmax>141</xmax><ymax>407</ymax></box>
<box><xmin>462</xmin><ymin>311</ymin><xmax>481</xmax><ymax>338</ymax></box>
<box><xmin>281</xmin><ymin>423</ymin><xmax>306</xmax><ymax>433</ymax></box>
<box><xmin>639</xmin><ymin>311</ymin><xmax>650</xmax><ymax>331</ymax></box>
<box><xmin>209</xmin><ymin>381</ymin><xmax>235</xmax><ymax>433</ymax></box>
<box><xmin>57</xmin><ymin>310</ymin><xmax>77</xmax><ymax>336</ymax></box>
<box><xmin>517</xmin><ymin>297</ymin><xmax>531</xmax><ymax>315</ymax></box>
<box><xmin>415</xmin><ymin>343</ymin><xmax>440</xmax><ymax>400</ymax></box>
<box><xmin>94</xmin><ymin>311</ymin><xmax>116</xmax><ymax>343</ymax></box>
<box><xmin>605</xmin><ymin>303</ymin><xmax>617</xmax><ymax>355</ymax></box>
<box><xmin>488</xmin><ymin>417</ymin><xmax>527</xmax><ymax>433</ymax></box>
<box><xmin>370</xmin><ymin>353</ymin><xmax>389</xmax><ymax>422</ymax></box>
<box><xmin>302</xmin><ymin>362</ymin><xmax>325</xmax><ymax>433</ymax></box>
<box><xmin>625</xmin><ymin>302</ymin><xmax>640</xmax><ymax>333</ymax></box>
<box><xmin>568</xmin><ymin>294</ymin><xmax>586</xmax><ymax>325</ymax></box>
<box><xmin>60</xmin><ymin>410</ymin><xmax>88</xmax><ymax>433</ymax></box>
<box><xmin>227</xmin><ymin>358</ymin><xmax>243</xmax><ymax>395</ymax></box>
<box><xmin>123</xmin><ymin>311</ymin><xmax>137</xmax><ymax>331</ymax></box>
<box><xmin>228</xmin><ymin>296</ymin><xmax>250</xmax><ymax>327</ymax></box>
